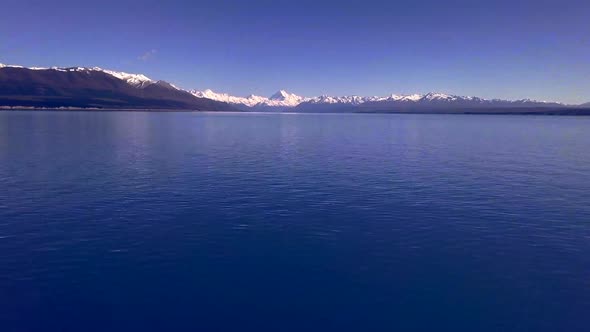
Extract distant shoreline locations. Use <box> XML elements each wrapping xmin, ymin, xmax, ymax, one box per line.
<box><xmin>0</xmin><ymin>107</ymin><xmax>209</xmax><ymax>112</ymax></box>
<box><xmin>2</xmin><ymin>107</ymin><xmax>590</xmax><ymax>116</ymax></box>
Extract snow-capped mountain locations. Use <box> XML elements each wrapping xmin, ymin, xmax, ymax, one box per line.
<box><xmin>0</xmin><ymin>63</ymin><xmax>163</xmax><ymax>89</ymax></box>
<box><xmin>268</xmin><ymin>89</ymin><xmax>307</xmax><ymax>105</ymax></box>
<box><xmin>190</xmin><ymin>89</ymin><xmax>566</xmax><ymax>112</ymax></box>
<box><xmin>1</xmin><ymin>62</ymin><xmax>584</xmax><ymax>113</ymax></box>
<box><xmin>189</xmin><ymin>89</ymin><xmax>309</xmax><ymax>109</ymax></box>
<box><xmin>100</xmin><ymin>69</ymin><xmax>155</xmax><ymax>88</ymax></box>
<box><xmin>0</xmin><ymin>63</ymin><xmax>189</xmax><ymax>92</ymax></box>
<box><xmin>190</xmin><ymin>89</ymin><xmax>269</xmax><ymax>107</ymax></box>
<box><xmin>0</xmin><ymin>63</ymin><xmax>233</xmax><ymax>110</ymax></box>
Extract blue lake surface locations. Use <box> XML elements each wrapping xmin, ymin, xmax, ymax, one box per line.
<box><xmin>1</xmin><ymin>111</ymin><xmax>589</xmax><ymax>331</ymax></box>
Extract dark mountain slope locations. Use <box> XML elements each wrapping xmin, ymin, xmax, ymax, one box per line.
<box><xmin>0</xmin><ymin>66</ymin><xmax>234</xmax><ymax>110</ymax></box>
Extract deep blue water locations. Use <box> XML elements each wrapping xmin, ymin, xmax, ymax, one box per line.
<box><xmin>1</xmin><ymin>111</ymin><xmax>589</xmax><ymax>332</ymax></box>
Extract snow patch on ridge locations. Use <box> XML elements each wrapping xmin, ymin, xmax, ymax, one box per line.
<box><xmin>100</xmin><ymin>69</ymin><xmax>154</xmax><ymax>87</ymax></box>
<box><xmin>0</xmin><ymin>63</ymin><xmax>167</xmax><ymax>89</ymax></box>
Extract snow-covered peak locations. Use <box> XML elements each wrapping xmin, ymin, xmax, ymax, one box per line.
<box><xmin>189</xmin><ymin>89</ymin><xmax>308</xmax><ymax>108</ymax></box>
<box><xmin>268</xmin><ymin>90</ymin><xmax>306</xmax><ymax>105</ymax></box>
<box><xmin>269</xmin><ymin>90</ymin><xmax>292</xmax><ymax>100</ymax></box>
<box><xmin>66</xmin><ymin>67</ymin><xmax>160</xmax><ymax>88</ymax></box>
<box><xmin>308</xmin><ymin>95</ymin><xmax>369</xmax><ymax>105</ymax></box>
<box><xmin>269</xmin><ymin>90</ymin><xmax>287</xmax><ymax>100</ymax></box>
<box><xmin>422</xmin><ymin>92</ymin><xmax>455</xmax><ymax>101</ymax></box>
<box><xmin>372</xmin><ymin>94</ymin><xmax>423</xmax><ymax>102</ymax></box>
<box><xmin>98</xmin><ymin>69</ymin><xmax>154</xmax><ymax>87</ymax></box>
<box><xmin>190</xmin><ymin>89</ymin><xmax>268</xmax><ymax>107</ymax></box>
<box><xmin>400</xmin><ymin>94</ymin><xmax>423</xmax><ymax>101</ymax></box>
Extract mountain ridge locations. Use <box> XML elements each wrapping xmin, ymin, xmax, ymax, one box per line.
<box><xmin>190</xmin><ymin>88</ymin><xmax>575</xmax><ymax>113</ymax></box>
<box><xmin>1</xmin><ymin>63</ymin><xmax>588</xmax><ymax>114</ymax></box>
<box><xmin>0</xmin><ymin>64</ymin><xmax>235</xmax><ymax>111</ymax></box>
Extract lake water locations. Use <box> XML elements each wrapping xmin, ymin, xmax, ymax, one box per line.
<box><xmin>1</xmin><ymin>111</ymin><xmax>589</xmax><ymax>331</ymax></box>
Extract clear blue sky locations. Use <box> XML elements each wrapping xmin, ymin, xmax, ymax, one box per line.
<box><xmin>1</xmin><ymin>0</ymin><xmax>589</xmax><ymax>103</ymax></box>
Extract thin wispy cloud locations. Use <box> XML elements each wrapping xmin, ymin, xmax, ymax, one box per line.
<box><xmin>138</xmin><ymin>49</ymin><xmax>157</xmax><ymax>61</ymax></box>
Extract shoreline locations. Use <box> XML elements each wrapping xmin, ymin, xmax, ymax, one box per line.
<box><xmin>2</xmin><ymin>107</ymin><xmax>590</xmax><ymax>116</ymax></box>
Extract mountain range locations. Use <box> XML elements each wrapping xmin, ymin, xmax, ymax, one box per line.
<box><xmin>1</xmin><ymin>63</ymin><xmax>589</xmax><ymax>114</ymax></box>
<box><xmin>0</xmin><ymin>64</ymin><xmax>234</xmax><ymax>111</ymax></box>
<box><xmin>191</xmin><ymin>89</ymin><xmax>583</xmax><ymax>113</ymax></box>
